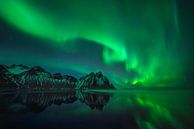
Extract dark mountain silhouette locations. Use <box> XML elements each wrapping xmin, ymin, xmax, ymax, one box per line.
<box><xmin>0</xmin><ymin>73</ymin><xmax>18</xmax><ymax>87</ymax></box>
<box><xmin>0</xmin><ymin>64</ymin><xmax>115</xmax><ymax>89</ymax></box>
<box><xmin>0</xmin><ymin>65</ymin><xmax>8</xmax><ymax>72</ymax></box>
<box><xmin>76</xmin><ymin>72</ymin><xmax>115</xmax><ymax>89</ymax></box>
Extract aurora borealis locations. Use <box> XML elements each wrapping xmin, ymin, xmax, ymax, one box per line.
<box><xmin>0</xmin><ymin>0</ymin><xmax>194</xmax><ymax>88</ymax></box>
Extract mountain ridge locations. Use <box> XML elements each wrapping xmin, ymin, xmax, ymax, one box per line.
<box><xmin>0</xmin><ymin>64</ymin><xmax>115</xmax><ymax>89</ymax></box>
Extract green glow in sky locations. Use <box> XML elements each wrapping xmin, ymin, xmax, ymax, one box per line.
<box><xmin>0</xmin><ymin>0</ymin><xmax>185</xmax><ymax>87</ymax></box>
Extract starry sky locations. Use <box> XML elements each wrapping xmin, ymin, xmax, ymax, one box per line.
<box><xmin>0</xmin><ymin>0</ymin><xmax>193</xmax><ymax>88</ymax></box>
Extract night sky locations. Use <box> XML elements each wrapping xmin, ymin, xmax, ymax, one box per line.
<box><xmin>0</xmin><ymin>0</ymin><xmax>194</xmax><ymax>88</ymax></box>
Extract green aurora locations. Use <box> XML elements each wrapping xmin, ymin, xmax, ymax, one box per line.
<box><xmin>0</xmin><ymin>0</ymin><xmax>192</xmax><ymax>88</ymax></box>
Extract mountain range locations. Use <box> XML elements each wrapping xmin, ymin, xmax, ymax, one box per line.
<box><xmin>0</xmin><ymin>64</ymin><xmax>115</xmax><ymax>89</ymax></box>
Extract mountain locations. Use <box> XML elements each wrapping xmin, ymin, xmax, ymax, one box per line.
<box><xmin>76</xmin><ymin>72</ymin><xmax>115</xmax><ymax>89</ymax></box>
<box><xmin>0</xmin><ymin>64</ymin><xmax>115</xmax><ymax>89</ymax></box>
<box><xmin>0</xmin><ymin>65</ymin><xmax>8</xmax><ymax>72</ymax></box>
<box><xmin>0</xmin><ymin>65</ymin><xmax>20</xmax><ymax>88</ymax></box>
<box><xmin>0</xmin><ymin>73</ymin><xmax>18</xmax><ymax>88</ymax></box>
<box><xmin>19</xmin><ymin>66</ymin><xmax>77</xmax><ymax>88</ymax></box>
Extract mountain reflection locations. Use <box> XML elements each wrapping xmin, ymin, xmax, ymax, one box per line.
<box><xmin>0</xmin><ymin>89</ymin><xmax>111</xmax><ymax>113</ymax></box>
<box><xmin>0</xmin><ymin>89</ymin><xmax>194</xmax><ymax>129</ymax></box>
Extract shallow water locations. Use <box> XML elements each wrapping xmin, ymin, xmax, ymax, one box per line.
<box><xmin>0</xmin><ymin>89</ymin><xmax>194</xmax><ymax>129</ymax></box>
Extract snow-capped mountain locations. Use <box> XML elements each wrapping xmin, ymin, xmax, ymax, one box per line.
<box><xmin>18</xmin><ymin>66</ymin><xmax>77</xmax><ymax>88</ymax></box>
<box><xmin>0</xmin><ymin>65</ymin><xmax>115</xmax><ymax>89</ymax></box>
<box><xmin>9</xmin><ymin>64</ymin><xmax>29</xmax><ymax>74</ymax></box>
<box><xmin>76</xmin><ymin>72</ymin><xmax>115</xmax><ymax>89</ymax></box>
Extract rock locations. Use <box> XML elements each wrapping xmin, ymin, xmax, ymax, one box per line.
<box><xmin>53</xmin><ymin>73</ymin><xmax>63</xmax><ymax>80</ymax></box>
<box><xmin>0</xmin><ymin>65</ymin><xmax>115</xmax><ymax>90</ymax></box>
<box><xmin>28</xmin><ymin>66</ymin><xmax>47</xmax><ymax>74</ymax></box>
<box><xmin>0</xmin><ymin>65</ymin><xmax>8</xmax><ymax>72</ymax></box>
<box><xmin>76</xmin><ymin>71</ymin><xmax>115</xmax><ymax>89</ymax></box>
<box><xmin>10</xmin><ymin>64</ymin><xmax>29</xmax><ymax>70</ymax></box>
<box><xmin>0</xmin><ymin>73</ymin><xmax>18</xmax><ymax>87</ymax></box>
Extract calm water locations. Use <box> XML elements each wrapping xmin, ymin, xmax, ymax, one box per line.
<box><xmin>0</xmin><ymin>89</ymin><xmax>194</xmax><ymax>129</ymax></box>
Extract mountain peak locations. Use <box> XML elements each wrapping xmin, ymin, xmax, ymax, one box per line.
<box><xmin>76</xmin><ymin>71</ymin><xmax>115</xmax><ymax>89</ymax></box>
<box><xmin>10</xmin><ymin>64</ymin><xmax>29</xmax><ymax>69</ymax></box>
<box><xmin>53</xmin><ymin>73</ymin><xmax>63</xmax><ymax>80</ymax></box>
<box><xmin>96</xmin><ymin>71</ymin><xmax>103</xmax><ymax>78</ymax></box>
<box><xmin>29</xmin><ymin>66</ymin><xmax>46</xmax><ymax>73</ymax></box>
<box><xmin>0</xmin><ymin>65</ymin><xmax>115</xmax><ymax>89</ymax></box>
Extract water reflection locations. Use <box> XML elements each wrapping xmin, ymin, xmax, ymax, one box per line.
<box><xmin>0</xmin><ymin>90</ymin><xmax>111</xmax><ymax>113</ymax></box>
<box><xmin>0</xmin><ymin>90</ymin><xmax>193</xmax><ymax>129</ymax></box>
<box><xmin>106</xmin><ymin>90</ymin><xmax>194</xmax><ymax>129</ymax></box>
